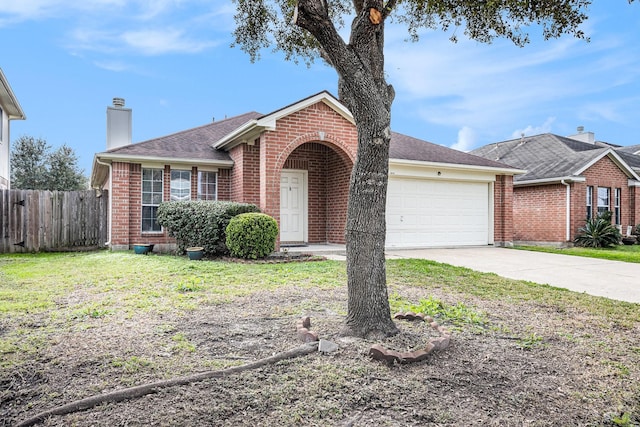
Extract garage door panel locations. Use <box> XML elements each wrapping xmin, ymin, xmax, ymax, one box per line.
<box><xmin>386</xmin><ymin>178</ymin><xmax>489</xmax><ymax>248</ymax></box>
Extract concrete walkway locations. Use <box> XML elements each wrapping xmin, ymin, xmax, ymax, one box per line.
<box><xmin>289</xmin><ymin>245</ymin><xmax>640</xmax><ymax>304</ymax></box>
<box><xmin>386</xmin><ymin>247</ymin><xmax>640</xmax><ymax>304</ymax></box>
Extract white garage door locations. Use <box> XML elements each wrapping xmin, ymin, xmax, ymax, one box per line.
<box><xmin>386</xmin><ymin>178</ymin><xmax>490</xmax><ymax>248</ymax></box>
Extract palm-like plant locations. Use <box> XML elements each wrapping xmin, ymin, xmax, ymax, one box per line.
<box><xmin>574</xmin><ymin>212</ymin><xmax>621</xmax><ymax>248</ymax></box>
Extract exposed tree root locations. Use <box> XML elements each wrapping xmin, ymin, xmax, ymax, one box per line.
<box><xmin>16</xmin><ymin>342</ymin><xmax>319</xmax><ymax>427</ymax></box>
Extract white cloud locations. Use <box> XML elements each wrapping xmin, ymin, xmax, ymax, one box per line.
<box><xmin>121</xmin><ymin>28</ymin><xmax>219</xmax><ymax>55</ymax></box>
<box><xmin>451</xmin><ymin>126</ymin><xmax>476</xmax><ymax>152</ymax></box>
<box><xmin>511</xmin><ymin>117</ymin><xmax>556</xmax><ymax>139</ymax></box>
<box><xmin>93</xmin><ymin>60</ymin><xmax>131</xmax><ymax>72</ymax></box>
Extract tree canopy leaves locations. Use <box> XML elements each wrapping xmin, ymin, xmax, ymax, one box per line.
<box><xmin>10</xmin><ymin>136</ymin><xmax>87</xmax><ymax>191</ymax></box>
<box><xmin>232</xmin><ymin>0</ymin><xmax>604</xmax><ymax>65</ymax></box>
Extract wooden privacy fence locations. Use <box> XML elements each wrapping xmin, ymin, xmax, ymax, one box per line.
<box><xmin>0</xmin><ymin>189</ymin><xmax>109</xmax><ymax>253</ymax></box>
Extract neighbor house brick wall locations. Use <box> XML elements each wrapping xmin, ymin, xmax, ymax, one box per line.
<box><xmin>513</xmin><ymin>183</ymin><xmax>566</xmax><ymax>243</ymax></box>
<box><xmin>582</xmin><ymin>155</ymin><xmax>632</xmax><ymax>230</ymax></box>
<box><xmin>513</xmin><ymin>155</ymin><xmax>634</xmax><ymax>244</ymax></box>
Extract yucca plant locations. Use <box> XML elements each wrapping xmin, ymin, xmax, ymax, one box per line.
<box><xmin>574</xmin><ymin>212</ymin><xmax>621</xmax><ymax>248</ymax></box>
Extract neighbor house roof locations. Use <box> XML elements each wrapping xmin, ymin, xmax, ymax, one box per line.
<box><xmin>471</xmin><ymin>133</ymin><xmax>640</xmax><ymax>185</ymax></box>
<box><xmin>92</xmin><ymin>91</ymin><xmax>520</xmax><ymax>188</ymax></box>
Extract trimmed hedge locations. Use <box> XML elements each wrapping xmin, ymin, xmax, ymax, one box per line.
<box><xmin>226</xmin><ymin>213</ymin><xmax>279</xmax><ymax>259</ymax></box>
<box><xmin>157</xmin><ymin>201</ymin><xmax>260</xmax><ymax>255</ymax></box>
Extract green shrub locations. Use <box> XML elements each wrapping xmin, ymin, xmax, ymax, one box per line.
<box><xmin>157</xmin><ymin>201</ymin><xmax>260</xmax><ymax>255</ymax></box>
<box><xmin>574</xmin><ymin>212</ymin><xmax>621</xmax><ymax>248</ymax></box>
<box><xmin>226</xmin><ymin>213</ymin><xmax>279</xmax><ymax>259</ymax></box>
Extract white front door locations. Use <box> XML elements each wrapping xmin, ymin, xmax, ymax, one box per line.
<box><xmin>280</xmin><ymin>170</ymin><xmax>306</xmax><ymax>243</ymax></box>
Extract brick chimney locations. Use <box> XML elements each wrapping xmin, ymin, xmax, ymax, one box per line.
<box><xmin>106</xmin><ymin>97</ymin><xmax>132</xmax><ymax>150</ymax></box>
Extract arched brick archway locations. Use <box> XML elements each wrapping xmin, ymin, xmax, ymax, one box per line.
<box><xmin>264</xmin><ymin>133</ymin><xmax>355</xmax><ymax>245</ymax></box>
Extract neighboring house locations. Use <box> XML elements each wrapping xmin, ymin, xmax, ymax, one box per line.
<box><xmin>472</xmin><ymin>130</ymin><xmax>640</xmax><ymax>246</ymax></box>
<box><xmin>90</xmin><ymin>92</ymin><xmax>520</xmax><ymax>252</ymax></box>
<box><xmin>0</xmin><ymin>68</ymin><xmax>26</xmax><ymax>190</ymax></box>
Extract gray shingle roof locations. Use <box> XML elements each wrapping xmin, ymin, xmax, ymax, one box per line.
<box><xmin>390</xmin><ymin>132</ymin><xmax>514</xmax><ymax>169</ymax></box>
<box><xmin>471</xmin><ymin>133</ymin><xmax>640</xmax><ymax>182</ymax></box>
<box><xmin>99</xmin><ymin>112</ymin><xmax>513</xmax><ymax>170</ymax></box>
<box><xmin>103</xmin><ymin>112</ymin><xmax>262</xmax><ymax>161</ymax></box>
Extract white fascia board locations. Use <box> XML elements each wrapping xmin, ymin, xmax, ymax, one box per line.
<box><xmin>575</xmin><ymin>149</ymin><xmax>640</xmax><ymax>181</ymax></box>
<box><xmin>0</xmin><ymin>69</ymin><xmax>26</xmax><ymax>120</ymax></box>
<box><xmin>213</xmin><ymin>119</ymin><xmax>259</xmax><ymax>150</ymax></box>
<box><xmin>514</xmin><ymin>176</ymin><xmax>586</xmax><ymax>187</ymax></box>
<box><xmin>389</xmin><ymin>158</ymin><xmax>525</xmax><ymax>176</ymax></box>
<box><xmin>628</xmin><ymin>179</ymin><xmax>640</xmax><ymax>187</ymax></box>
<box><xmin>95</xmin><ymin>153</ymin><xmax>234</xmax><ymax>168</ymax></box>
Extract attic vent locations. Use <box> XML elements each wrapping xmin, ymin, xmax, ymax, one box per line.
<box><xmin>112</xmin><ymin>98</ymin><xmax>125</xmax><ymax>108</ymax></box>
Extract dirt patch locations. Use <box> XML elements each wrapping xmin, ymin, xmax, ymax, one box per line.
<box><xmin>2</xmin><ymin>282</ymin><xmax>639</xmax><ymax>426</ymax></box>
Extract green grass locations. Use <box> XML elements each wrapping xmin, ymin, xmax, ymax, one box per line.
<box><xmin>516</xmin><ymin>244</ymin><xmax>640</xmax><ymax>263</ymax></box>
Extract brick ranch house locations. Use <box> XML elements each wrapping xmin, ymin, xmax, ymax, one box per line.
<box><xmin>472</xmin><ymin>130</ymin><xmax>640</xmax><ymax>246</ymax></box>
<box><xmin>90</xmin><ymin>92</ymin><xmax>521</xmax><ymax>252</ymax></box>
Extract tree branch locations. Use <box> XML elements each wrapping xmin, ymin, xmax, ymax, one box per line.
<box><xmin>16</xmin><ymin>343</ymin><xmax>319</xmax><ymax>427</ymax></box>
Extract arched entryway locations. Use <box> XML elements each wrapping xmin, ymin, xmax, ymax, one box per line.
<box><xmin>279</xmin><ymin>142</ymin><xmax>353</xmax><ymax>245</ymax></box>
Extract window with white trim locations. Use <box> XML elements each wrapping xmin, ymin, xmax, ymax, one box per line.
<box><xmin>586</xmin><ymin>186</ymin><xmax>593</xmax><ymax>220</ymax></box>
<box><xmin>142</xmin><ymin>168</ymin><xmax>163</xmax><ymax>232</ymax></box>
<box><xmin>597</xmin><ymin>187</ymin><xmax>610</xmax><ymax>216</ymax></box>
<box><xmin>614</xmin><ymin>188</ymin><xmax>621</xmax><ymax>225</ymax></box>
<box><xmin>198</xmin><ymin>171</ymin><xmax>217</xmax><ymax>200</ymax></box>
<box><xmin>170</xmin><ymin>170</ymin><xmax>191</xmax><ymax>201</ymax></box>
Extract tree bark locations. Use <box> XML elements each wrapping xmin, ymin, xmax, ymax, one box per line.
<box><xmin>295</xmin><ymin>0</ymin><xmax>398</xmax><ymax>338</ymax></box>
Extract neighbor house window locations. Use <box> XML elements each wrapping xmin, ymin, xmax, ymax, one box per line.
<box><xmin>597</xmin><ymin>187</ymin><xmax>610</xmax><ymax>216</ymax></box>
<box><xmin>170</xmin><ymin>170</ymin><xmax>191</xmax><ymax>201</ymax></box>
<box><xmin>586</xmin><ymin>186</ymin><xmax>593</xmax><ymax>220</ymax></box>
<box><xmin>614</xmin><ymin>188</ymin><xmax>621</xmax><ymax>225</ymax></box>
<box><xmin>198</xmin><ymin>171</ymin><xmax>217</xmax><ymax>200</ymax></box>
<box><xmin>142</xmin><ymin>168</ymin><xmax>163</xmax><ymax>232</ymax></box>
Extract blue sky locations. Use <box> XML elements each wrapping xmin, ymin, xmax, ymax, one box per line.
<box><xmin>2</xmin><ymin>1</ymin><xmax>639</xmax><ymax>175</ymax></box>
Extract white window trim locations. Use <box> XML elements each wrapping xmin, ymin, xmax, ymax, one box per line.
<box><xmin>141</xmin><ymin>167</ymin><xmax>164</xmax><ymax>233</ymax></box>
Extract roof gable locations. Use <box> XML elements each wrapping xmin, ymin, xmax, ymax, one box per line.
<box><xmin>472</xmin><ymin>133</ymin><xmax>640</xmax><ymax>183</ymax></box>
<box><xmin>213</xmin><ymin>91</ymin><xmax>353</xmax><ymax>150</ymax></box>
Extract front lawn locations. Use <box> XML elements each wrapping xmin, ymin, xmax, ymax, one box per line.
<box><xmin>1</xmin><ymin>251</ymin><xmax>639</xmax><ymax>426</ymax></box>
<box><xmin>517</xmin><ymin>244</ymin><xmax>640</xmax><ymax>263</ymax></box>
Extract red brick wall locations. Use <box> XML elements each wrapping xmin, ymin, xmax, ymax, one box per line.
<box><xmin>110</xmin><ymin>161</ymin><xmax>131</xmax><ymax>247</ymax></box>
<box><xmin>228</xmin><ymin>142</ymin><xmax>260</xmax><ymax>204</ymax></box>
<box><xmin>513</xmin><ymin>184</ymin><xmax>566</xmax><ymax>243</ymax></box>
<box><xmin>582</xmin><ymin>156</ymin><xmax>632</xmax><ymax>230</ymax></box>
<box><xmin>493</xmin><ymin>175</ymin><xmax>513</xmax><ymax>245</ymax></box>
<box><xmin>259</xmin><ymin>102</ymin><xmax>357</xmax><ymax>244</ymax></box>
<box><xmin>109</xmin><ymin>162</ymin><xmax>235</xmax><ymax>249</ymax></box>
<box><xmin>281</xmin><ymin>142</ymin><xmax>351</xmax><ymax>244</ymax></box>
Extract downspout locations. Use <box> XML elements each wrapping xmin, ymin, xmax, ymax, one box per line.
<box><xmin>95</xmin><ymin>157</ymin><xmax>112</xmax><ymax>246</ymax></box>
<box><xmin>561</xmin><ymin>180</ymin><xmax>571</xmax><ymax>242</ymax></box>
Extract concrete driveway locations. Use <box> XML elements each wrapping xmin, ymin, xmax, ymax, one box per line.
<box><xmin>385</xmin><ymin>247</ymin><xmax>640</xmax><ymax>304</ymax></box>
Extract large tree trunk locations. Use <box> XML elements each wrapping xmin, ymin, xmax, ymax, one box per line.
<box><xmin>342</xmin><ymin>103</ymin><xmax>398</xmax><ymax>338</ymax></box>
<box><xmin>295</xmin><ymin>0</ymin><xmax>398</xmax><ymax>338</ymax></box>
